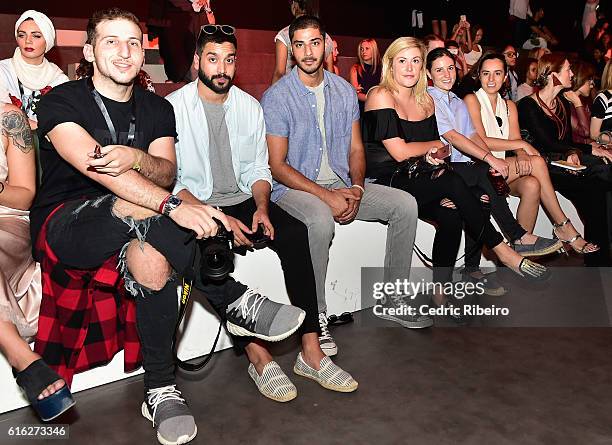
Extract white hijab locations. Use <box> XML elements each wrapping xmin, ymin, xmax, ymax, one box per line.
<box><xmin>11</xmin><ymin>10</ymin><xmax>65</xmax><ymax>91</ymax></box>
<box><xmin>475</xmin><ymin>88</ymin><xmax>509</xmax><ymax>159</ymax></box>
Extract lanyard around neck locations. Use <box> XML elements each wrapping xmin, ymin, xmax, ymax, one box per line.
<box><xmin>87</xmin><ymin>77</ymin><xmax>136</xmax><ymax>146</ymax></box>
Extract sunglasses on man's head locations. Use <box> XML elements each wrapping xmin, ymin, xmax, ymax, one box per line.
<box><xmin>199</xmin><ymin>24</ymin><xmax>236</xmax><ymax>38</ymax></box>
<box><xmin>503</xmin><ymin>51</ymin><xmax>519</xmax><ymax>58</ymax></box>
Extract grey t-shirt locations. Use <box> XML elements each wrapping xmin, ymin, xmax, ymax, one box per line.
<box><xmin>202</xmin><ymin>100</ymin><xmax>250</xmax><ymax>206</ymax></box>
<box><xmin>306</xmin><ymin>82</ymin><xmax>341</xmax><ymax>185</ymax></box>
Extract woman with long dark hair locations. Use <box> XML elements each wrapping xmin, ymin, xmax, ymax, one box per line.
<box><xmin>518</xmin><ymin>53</ymin><xmax>612</xmax><ymax>265</ymax></box>
<box><xmin>464</xmin><ymin>53</ymin><xmax>598</xmax><ymax>256</ymax></box>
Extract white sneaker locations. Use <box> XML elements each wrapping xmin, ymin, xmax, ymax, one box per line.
<box><xmin>318</xmin><ymin>312</ymin><xmax>338</xmax><ymax>356</ymax></box>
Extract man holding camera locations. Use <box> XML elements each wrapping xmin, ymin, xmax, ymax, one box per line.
<box><xmin>167</xmin><ymin>25</ymin><xmax>357</xmax><ymax>403</ymax></box>
<box><xmin>261</xmin><ymin>15</ymin><xmax>429</xmax><ymax>350</ymax></box>
<box><xmin>31</xmin><ymin>9</ymin><xmax>305</xmax><ymax>445</ymax></box>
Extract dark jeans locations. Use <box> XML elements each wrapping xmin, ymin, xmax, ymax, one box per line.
<box><xmin>43</xmin><ymin>195</ymin><xmax>246</xmax><ymax>391</ymax></box>
<box><xmin>384</xmin><ymin>167</ymin><xmax>504</xmax><ymax>283</ymax></box>
<box><xmin>205</xmin><ymin>197</ymin><xmax>319</xmax><ymax>352</ymax></box>
<box><xmin>451</xmin><ymin>162</ymin><xmax>528</xmax><ymax>269</ymax></box>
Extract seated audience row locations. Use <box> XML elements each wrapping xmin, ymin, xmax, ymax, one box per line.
<box><xmin>1</xmin><ymin>7</ymin><xmax>612</xmax><ymax>445</ymax></box>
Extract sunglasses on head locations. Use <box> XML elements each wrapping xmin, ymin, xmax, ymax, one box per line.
<box><xmin>503</xmin><ymin>51</ymin><xmax>518</xmax><ymax>58</ymax></box>
<box><xmin>327</xmin><ymin>312</ymin><xmax>354</xmax><ymax>326</ymax></box>
<box><xmin>199</xmin><ymin>24</ymin><xmax>236</xmax><ymax>38</ymax></box>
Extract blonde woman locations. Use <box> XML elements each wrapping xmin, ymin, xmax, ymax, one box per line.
<box><xmin>350</xmin><ymin>38</ymin><xmax>382</xmax><ymax>112</ymax></box>
<box><xmin>363</xmin><ymin>37</ymin><xmax>550</xmax><ymax>300</ymax></box>
<box><xmin>590</xmin><ymin>59</ymin><xmax>612</xmax><ymax>140</ymax></box>
<box><xmin>0</xmin><ymin>10</ymin><xmax>68</xmax><ymax>129</ymax></box>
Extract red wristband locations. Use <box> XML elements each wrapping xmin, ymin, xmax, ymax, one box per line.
<box><xmin>159</xmin><ymin>194</ymin><xmax>171</xmax><ymax>214</ymax></box>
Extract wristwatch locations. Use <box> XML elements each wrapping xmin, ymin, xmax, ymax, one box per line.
<box><xmin>162</xmin><ymin>194</ymin><xmax>183</xmax><ymax>216</ymax></box>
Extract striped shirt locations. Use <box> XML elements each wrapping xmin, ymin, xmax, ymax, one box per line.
<box><xmin>591</xmin><ymin>90</ymin><xmax>612</xmax><ymax>133</ymax></box>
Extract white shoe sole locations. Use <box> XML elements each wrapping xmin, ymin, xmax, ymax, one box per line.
<box><xmin>293</xmin><ymin>365</ymin><xmax>358</xmax><ymax>393</ymax></box>
<box><xmin>141</xmin><ymin>402</ymin><xmax>198</xmax><ymax>445</ymax></box>
<box><xmin>321</xmin><ymin>345</ymin><xmax>338</xmax><ymax>357</ymax></box>
<box><xmin>226</xmin><ymin>311</ymin><xmax>305</xmax><ymax>342</ymax></box>
<box><xmin>375</xmin><ymin>313</ymin><xmax>434</xmax><ymax>329</ymax></box>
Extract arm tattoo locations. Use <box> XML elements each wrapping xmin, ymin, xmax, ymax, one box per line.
<box><xmin>1</xmin><ymin>110</ymin><xmax>34</xmax><ymax>154</ymax></box>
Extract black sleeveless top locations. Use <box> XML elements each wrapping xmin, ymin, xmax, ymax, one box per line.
<box><xmin>356</xmin><ymin>63</ymin><xmax>382</xmax><ymax>114</ymax></box>
<box><xmin>362</xmin><ymin>108</ymin><xmax>440</xmax><ymax>181</ymax></box>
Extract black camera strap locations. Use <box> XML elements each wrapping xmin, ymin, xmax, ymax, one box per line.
<box><xmin>173</xmin><ymin>234</ymin><xmax>223</xmax><ymax>372</ymax></box>
<box><xmin>87</xmin><ymin>77</ymin><xmax>136</xmax><ymax>146</ymax></box>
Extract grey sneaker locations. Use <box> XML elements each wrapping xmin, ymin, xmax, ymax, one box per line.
<box><xmin>226</xmin><ymin>288</ymin><xmax>305</xmax><ymax>342</ymax></box>
<box><xmin>374</xmin><ymin>294</ymin><xmax>433</xmax><ymax>328</ymax></box>
<box><xmin>318</xmin><ymin>312</ymin><xmax>338</xmax><ymax>357</ymax></box>
<box><xmin>512</xmin><ymin>236</ymin><xmax>563</xmax><ymax>257</ymax></box>
<box><xmin>141</xmin><ymin>385</ymin><xmax>197</xmax><ymax>445</ymax></box>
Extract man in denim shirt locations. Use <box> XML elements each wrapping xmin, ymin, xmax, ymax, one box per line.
<box><xmin>261</xmin><ymin>16</ymin><xmax>430</xmax><ymax>355</ymax></box>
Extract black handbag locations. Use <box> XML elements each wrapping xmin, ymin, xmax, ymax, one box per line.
<box><xmin>389</xmin><ymin>157</ymin><xmax>450</xmax><ymax>187</ymax></box>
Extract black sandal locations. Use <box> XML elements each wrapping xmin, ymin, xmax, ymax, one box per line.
<box><xmin>14</xmin><ymin>359</ymin><xmax>76</xmax><ymax>421</ymax></box>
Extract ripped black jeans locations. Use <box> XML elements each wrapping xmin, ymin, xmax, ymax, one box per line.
<box><xmin>43</xmin><ymin>195</ymin><xmax>245</xmax><ymax>391</ymax></box>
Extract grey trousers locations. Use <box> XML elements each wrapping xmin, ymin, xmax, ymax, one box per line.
<box><xmin>277</xmin><ymin>182</ymin><xmax>418</xmax><ymax>313</ymax></box>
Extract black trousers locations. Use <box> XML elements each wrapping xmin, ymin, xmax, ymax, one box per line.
<box><xmin>202</xmin><ymin>197</ymin><xmax>320</xmax><ymax>352</ymax></box>
<box><xmin>383</xmin><ymin>167</ymin><xmax>504</xmax><ymax>283</ymax></box>
<box><xmin>43</xmin><ymin>195</ymin><xmax>246</xmax><ymax>391</ymax></box>
<box><xmin>451</xmin><ymin>162</ymin><xmax>528</xmax><ymax>269</ymax></box>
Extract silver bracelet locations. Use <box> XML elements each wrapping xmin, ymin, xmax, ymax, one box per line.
<box><xmin>351</xmin><ymin>184</ymin><xmax>365</xmax><ymax>194</ymax></box>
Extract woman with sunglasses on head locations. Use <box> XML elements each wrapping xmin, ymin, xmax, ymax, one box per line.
<box><xmin>517</xmin><ymin>54</ymin><xmax>612</xmax><ymax>265</ymax></box>
<box><xmin>426</xmin><ymin>47</ymin><xmax>561</xmax><ymax>282</ymax></box>
<box><xmin>0</xmin><ymin>10</ymin><xmax>68</xmax><ymax>129</ymax></box>
<box><xmin>271</xmin><ymin>0</ymin><xmax>334</xmax><ymax>84</ymax></box>
<box><xmin>363</xmin><ymin>38</ymin><xmax>550</xmax><ymax>303</ymax></box>
<box><xmin>350</xmin><ymin>38</ymin><xmax>382</xmax><ymax>115</ymax></box>
<box><xmin>464</xmin><ymin>53</ymin><xmax>599</xmax><ymax>257</ymax></box>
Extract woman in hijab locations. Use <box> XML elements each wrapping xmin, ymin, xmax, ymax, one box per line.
<box><xmin>0</xmin><ymin>10</ymin><xmax>69</xmax><ymax>129</ymax></box>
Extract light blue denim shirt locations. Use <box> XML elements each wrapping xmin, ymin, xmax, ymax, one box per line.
<box><xmin>428</xmin><ymin>86</ymin><xmax>476</xmax><ymax>163</ymax></box>
<box><xmin>166</xmin><ymin>81</ymin><xmax>272</xmax><ymax>200</ymax></box>
<box><xmin>261</xmin><ymin>66</ymin><xmax>360</xmax><ymax>202</ymax></box>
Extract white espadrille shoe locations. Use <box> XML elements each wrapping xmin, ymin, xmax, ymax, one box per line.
<box><xmin>248</xmin><ymin>361</ymin><xmax>297</xmax><ymax>403</ymax></box>
<box><xmin>293</xmin><ymin>352</ymin><xmax>358</xmax><ymax>393</ymax></box>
